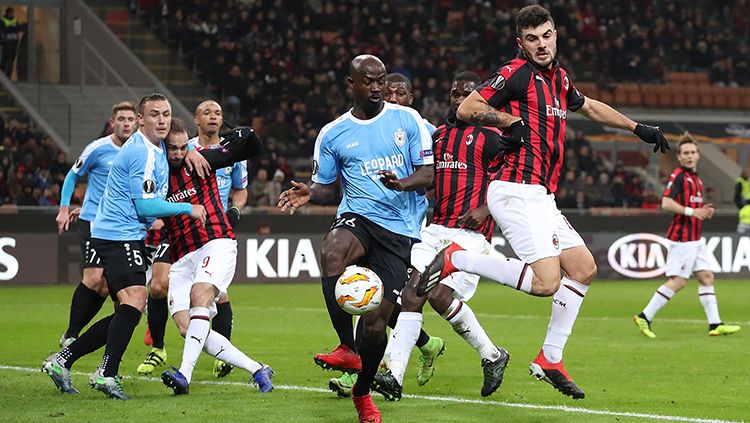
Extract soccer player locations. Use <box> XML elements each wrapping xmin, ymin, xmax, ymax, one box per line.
<box><xmin>419</xmin><ymin>5</ymin><xmax>670</xmax><ymax>400</ymax></box>
<box><xmin>42</xmin><ymin>93</ymin><xmax>209</xmax><ymax>399</ymax></box>
<box><xmin>374</xmin><ymin>71</ymin><xmax>510</xmax><ymax>402</ymax></box>
<box><xmin>634</xmin><ymin>133</ymin><xmax>741</xmax><ymax>338</ymax></box>
<box><xmin>278</xmin><ymin>55</ymin><xmax>434</xmax><ymax>423</ymax></box>
<box><xmin>327</xmin><ymin>73</ymin><xmax>444</xmax><ymax>399</ymax></box>
<box><xmin>55</xmin><ymin>101</ymin><xmax>136</xmax><ymax>348</ymax></box>
<box><xmin>157</xmin><ymin>119</ymin><xmax>273</xmax><ymax>395</ymax></box>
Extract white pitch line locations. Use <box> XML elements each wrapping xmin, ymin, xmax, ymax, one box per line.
<box><xmin>235</xmin><ymin>305</ymin><xmax>750</xmax><ymax>326</ymax></box>
<box><xmin>1</xmin><ymin>365</ymin><xmax>741</xmax><ymax>423</ymax></box>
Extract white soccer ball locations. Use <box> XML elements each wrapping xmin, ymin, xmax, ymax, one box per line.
<box><xmin>335</xmin><ymin>265</ymin><xmax>384</xmax><ymax>315</ymax></box>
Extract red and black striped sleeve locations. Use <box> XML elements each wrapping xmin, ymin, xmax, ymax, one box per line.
<box><xmin>480</xmin><ymin>127</ymin><xmax>506</xmax><ymax>167</ymax></box>
<box><xmin>476</xmin><ymin>59</ymin><xmax>530</xmax><ymax>110</ymax></box>
<box><xmin>663</xmin><ymin>169</ymin><xmax>685</xmax><ymax>201</ymax></box>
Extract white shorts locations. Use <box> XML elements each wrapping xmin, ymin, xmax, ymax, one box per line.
<box><xmin>665</xmin><ymin>239</ymin><xmax>712</xmax><ymax>279</ymax></box>
<box><xmin>168</xmin><ymin>238</ymin><xmax>237</xmax><ymax>316</ymax></box>
<box><xmin>412</xmin><ymin>224</ymin><xmax>491</xmax><ymax>301</ymax></box>
<box><xmin>487</xmin><ymin>180</ymin><xmax>584</xmax><ymax>263</ymax></box>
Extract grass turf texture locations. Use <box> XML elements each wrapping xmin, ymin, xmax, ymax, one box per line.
<box><xmin>0</xmin><ymin>280</ymin><xmax>747</xmax><ymax>422</ymax></box>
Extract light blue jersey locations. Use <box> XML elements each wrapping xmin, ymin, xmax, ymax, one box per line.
<box><xmin>416</xmin><ymin>119</ymin><xmax>437</xmax><ymax>227</ymax></box>
<box><xmin>312</xmin><ymin>102</ymin><xmax>434</xmax><ymax>240</ymax></box>
<box><xmin>70</xmin><ymin>135</ymin><xmax>122</xmax><ymax>222</ymax></box>
<box><xmin>92</xmin><ymin>130</ymin><xmax>169</xmax><ymax>241</ymax></box>
<box><xmin>189</xmin><ymin>137</ymin><xmax>248</xmax><ymax>210</ymax></box>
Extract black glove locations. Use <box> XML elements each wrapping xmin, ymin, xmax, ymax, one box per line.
<box><xmin>220</xmin><ymin>126</ymin><xmax>256</xmax><ymax>149</ymax></box>
<box><xmin>507</xmin><ymin>119</ymin><xmax>531</xmax><ymax>145</ymax></box>
<box><xmin>227</xmin><ymin>206</ymin><xmax>241</xmax><ymax>228</ymax></box>
<box><xmin>634</xmin><ymin>123</ymin><xmax>670</xmax><ymax>153</ymax></box>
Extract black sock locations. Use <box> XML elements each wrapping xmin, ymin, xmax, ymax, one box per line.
<box><xmin>59</xmin><ymin>314</ymin><xmax>114</xmax><ymax>369</ymax></box>
<box><xmin>65</xmin><ymin>282</ymin><xmax>106</xmax><ymax>338</ymax></box>
<box><xmin>101</xmin><ymin>304</ymin><xmax>142</xmax><ymax>377</ymax></box>
<box><xmin>352</xmin><ymin>332</ymin><xmax>387</xmax><ymax>397</ymax></box>
<box><xmin>415</xmin><ymin>329</ymin><xmax>430</xmax><ymax>349</ymax></box>
<box><xmin>638</xmin><ymin>312</ymin><xmax>650</xmax><ymax>323</ymax></box>
<box><xmin>322</xmin><ymin>275</ymin><xmax>355</xmax><ymax>350</ymax></box>
<box><xmin>147</xmin><ymin>296</ymin><xmax>168</xmax><ymax>349</ymax></box>
<box><xmin>709</xmin><ymin>322</ymin><xmax>722</xmax><ymax>330</ymax></box>
<box><xmin>213</xmin><ymin>301</ymin><xmax>233</xmax><ymax>340</ymax></box>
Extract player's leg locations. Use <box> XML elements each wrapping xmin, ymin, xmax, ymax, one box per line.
<box><xmin>695</xmin><ymin>268</ymin><xmax>741</xmax><ymax>336</ymax></box>
<box><xmin>138</xmin><ymin>259</ymin><xmax>170</xmax><ymax>375</ymax></box>
<box><xmin>212</xmin><ymin>293</ymin><xmax>234</xmax><ymax>377</ymax></box>
<box><xmin>428</xmin><ymin>280</ymin><xmax>509</xmax><ymax>397</ymax></box>
<box><xmin>62</xmin><ymin>225</ymin><xmax>108</xmax><ymax>346</ymax></box>
<box><xmin>315</xmin><ymin>215</ymin><xmax>367</xmax><ymax>372</ymax></box>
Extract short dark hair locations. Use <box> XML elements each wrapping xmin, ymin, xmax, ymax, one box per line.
<box><xmin>385</xmin><ymin>73</ymin><xmax>412</xmax><ymax>92</ymax></box>
<box><xmin>453</xmin><ymin>71</ymin><xmax>481</xmax><ymax>85</ymax></box>
<box><xmin>138</xmin><ymin>93</ymin><xmax>168</xmax><ymax>114</ymax></box>
<box><xmin>677</xmin><ymin>131</ymin><xmax>697</xmax><ymax>153</ymax></box>
<box><xmin>169</xmin><ymin>117</ymin><xmax>187</xmax><ymax>135</ymax></box>
<box><xmin>111</xmin><ymin>101</ymin><xmax>135</xmax><ymax>117</ymax></box>
<box><xmin>516</xmin><ymin>5</ymin><xmax>554</xmax><ymax>36</ymax></box>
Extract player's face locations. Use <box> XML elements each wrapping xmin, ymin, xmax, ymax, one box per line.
<box><xmin>384</xmin><ymin>81</ymin><xmax>413</xmax><ymax>107</ymax></box>
<box><xmin>450</xmin><ymin>80</ymin><xmax>477</xmax><ymax>113</ymax></box>
<box><xmin>348</xmin><ymin>65</ymin><xmax>386</xmax><ymax>109</ymax></box>
<box><xmin>110</xmin><ymin>110</ymin><xmax>136</xmax><ymax>143</ymax></box>
<box><xmin>677</xmin><ymin>143</ymin><xmax>700</xmax><ymax>170</ymax></box>
<box><xmin>139</xmin><ymin>100</ymin><xmax>172</xmax><ymax>143</ymax></box>
<box><xmin>517</xmin><ymin>21</ymin><xmax>557</xmax><ymax>69</ymax></box>
<box><xmin>166</xmin><ymin>131</ymin><xmax>189</xmax><ymax>171</ymax></box>
<box><xmin>195</xmin><ymin>102</ymin><xmax>223</xmax><ymax>137</ymax></box>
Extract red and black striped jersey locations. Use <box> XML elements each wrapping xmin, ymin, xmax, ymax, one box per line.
<box><xmin>431</xmin><ymin>118</ymin><xmax>505</xmax><ymax>240</ymax></box>
<box><xmin>476</xmin><ymin>55</ymin><xmax>585</xmax><ymax>193</ymax></box>
<box><xmin>663</xmin><ymin>167</ymin><xmax>705</xmax><ymax>242</ymax></box>
<box><xmin>162</xmin><ymin>167</ymin><xmax>235</xmax><ymax>262</ymax></box>
<box><xmin>145</xmin><ymin>227</ymin><xmax>166</xmax><ymax>247</ymax></box>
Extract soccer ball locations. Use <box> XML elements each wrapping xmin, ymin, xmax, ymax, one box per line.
<box><xmin>335</xmin><ymin>265</ymin><xmax>384</xmax><ymax>315</ymax></box>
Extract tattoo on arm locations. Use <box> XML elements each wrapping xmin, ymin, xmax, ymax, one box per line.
<box><xmin>468</xmin><ymin>105</ymin><xmax>507</xmax><ymax>128</ymax></box>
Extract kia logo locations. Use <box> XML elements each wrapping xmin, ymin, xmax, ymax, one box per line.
<box><xmin>607</xmin><ymin>233</ymin><xmax>670</xmax><ymax>279</ymax></box>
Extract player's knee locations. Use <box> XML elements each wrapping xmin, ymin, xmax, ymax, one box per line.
<box><xmin>697</xmin><ymin>272</ymin><xmax>714</xmax><ymax>286</ymax></box>
<box><xmin>149</xmin><ymin>278</ymin><xmax>168</xmax><ymax>299</ymax></box>
<box><xmin>427</xmin><ymin>286</ymin><xmax>453</xmax><ymax>315</ymax></box>
<box><xmin>575</xmin><ymin>262</ymin><xmax>597</xmax><ymax>285</ymax></box>
<box><xmin>82</xmin><ymin>270</ymin><xmax>104</xmax><ymax>289</ymax></box>
<box><xmin>532</xmin><ymin>274</ymin><xmax>560</xmax><ymax>296</ymax></box>
<box><xmin>321</xmin><ymin>248</ymin><xmax>348</xmax><ymax>276</ymax></box>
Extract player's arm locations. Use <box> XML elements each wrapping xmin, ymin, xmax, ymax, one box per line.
<box><xmin>661</xmin><ymin>196</ymin><xmax>714</xmax><ymax>221</ymax></box>
<box><xmin>277</xmin><ymin>181</ymin><xmax>337</xmax><ymax>214</ymax></box>
<box><xmin>378</xmin><ymin>165</ymin><xmax>433</xmax><ymax>191</ymax></box>
<box><xmin>227</xmin><ymin>161</ymin><xmax>248</xmax><ymax>227</ymax></box>
<box><xmin>200</xmin><ymin>127</ymin><xmax>264</xmax><ymax>169</ymax></box>
<box><xmin>576</xmin><ymin>97</ymin><xmax>669</xmax><ymax>153</ymax></box>
<box><xmin>457</xmin><ymin>91</ymin><xmax>520</xmax><ymax>129</ymax></box>
<box><xmin>56</xmin><ymin>169</ymin><xmax>80</xmax><ymax>234</ymax></box>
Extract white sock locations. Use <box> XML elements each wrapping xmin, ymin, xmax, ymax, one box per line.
<box><xmin>642</xmin><ymin>285</ymin><xmax>675</xmax><ymax>322</ymax></box>
<box><xmin>203</xmin><ymin>329</ymin><xmax>262</xmax><ymax>375</ymax></box>
<box><xmin>386</xmin><ymin>312</ymin><xmax>421</xmax><ymax>385</ymax></box>
<box><xmin>542</xmin><ymin>278</ymin><xmax>589</xmax><ymax>364</ymax></box>
<box><xmin>452</xmin><ymin>251</ymin><xmax>533</xmax><ymax>293</ymax></box>
<box><xmin>698</xmin><ymin>285</ymin><xmax>722</xmax><ymax>325</ymax></box>
<box><xmin>443</xmin><ymin>299</ymin><xmax>501</xmax><ymax>362</ymax></box>
<box><xmin>179</xmin><ymin>307</ymin><xmax>211</xmax><ymax>383</ymax></box>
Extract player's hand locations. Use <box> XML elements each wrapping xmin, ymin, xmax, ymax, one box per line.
<box><xmin>149</xmin><ymin>218</ymin><xmax>165</xmax><ymax>231</ymax></box>
<box><xmin>185</xmin><ymin>149</ymin><xmax>211</xmax><ymax>178</ymax></box>
<box><xmin>227</xmin><ymin>206</ymin><xmax>241</xmax><ymax>228</ymax></box>
<box><xmin>692</xmin><ymin>206</ymin><xmax>712</xmax><ymax>221</ymax></box>
<box><xmin>634</xmin><ymin>123</ymin><xmax>670</xmax><ymax>153</ymax></box>
<box><xmin>703</xmin><ymin>203</ymin><xmax>715</xmax><ymax>220</ymax></box>
<box><xmin>191</xmin><ymin>204</ymin><xmax>207</xmax><ymax>226</ymax></box>
<box><xmin>377</xmin><ymin>170</ymin><xmax>404</xmax><ymax>191</ymax></box>
<box><xmin>220</xmin><ymin>126</ymin><xmax>257</xmax><ymax>149</ymax></box>
<box><xmin>68</xmin><ymin>208</ymin><xmax>82</xmax><ymax>225</ymax></box>
<box><xmin>457</xmin><ymin>205</ymin><xmax>490</xmax><ymax>229</ymax></box>
<box><xmin>278</xmin><ymin>180</ymin><xmax>310</xmax><ymax>214</ymax></box>
<box><xmin>507</xmin><ymin>118</ymin><xmax>530</xmax><ymax>146</ymax></box>
<box><xmin>55</xmin><ymin>206</ymin><xmax>70</xmax><ymax>234</ymax></box>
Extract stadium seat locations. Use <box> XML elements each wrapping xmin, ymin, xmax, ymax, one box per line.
<box><xmin>712</xmin><ymin>87</ymin><xmax>729</xmax><ymax>109</ymax></box>
<box><xmin>640</xmin><ymin>84</ymin><xmax>661</xmax><ymax>108</ymax></box>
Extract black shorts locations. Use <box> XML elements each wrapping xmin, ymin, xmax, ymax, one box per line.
<box><xmin>77</xmin><ymin>220</ymin><xmax>102</xmax><ymax>269</ymax></box>
<box><xmin>91</xmin><ymin>238</ymin><xmax>148</xmax><ymax>300</ymax></box>
<box><xmin>329</xmin><ymin>213</ymin><xmax>413</xmax><ymax>303</ymax></box>
<box><xmin>146</xmin><ymin>242</ymin><xmax>172</xmax><ymax>266</ymax></box>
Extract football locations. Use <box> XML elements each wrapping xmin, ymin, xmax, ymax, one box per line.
<box><xmin>335</xmin><ymin>265</ymin><xmax>384</xmax><ymax>315</ymax></box>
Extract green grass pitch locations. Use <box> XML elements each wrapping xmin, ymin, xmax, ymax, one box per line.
<box><xmin>0</xmin><ymin>280</ymin><xmax>747</xmax><ymax>422</ymax></box>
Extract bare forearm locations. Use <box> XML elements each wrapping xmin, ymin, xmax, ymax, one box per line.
<box><xmin>579</xmin><ymin>98</ymin><xmax>637</xmax><ymax>131</ymax></box>
<box><xmin>457</xmin><ymin>93</ymin><xmax>518</xmax><ymax>129</ymax></box>
<box><xmin>230</xmin><ymin>188</ymin><xmax>248</xmax><ymax>209</ymax></box>
<box><xmin>309</xmin><ymin>182</ymin><xmax>336</xmax><ymax>204</ymax></box>
<box><xmin>398</xmin><ymin>166</ymin><xmax>434</xmax><ymax>191</ymax></box>
<box><xmin>662</xmin><ymin>197</ymin><xmax>686</xmax><ymax>215</ymax></box>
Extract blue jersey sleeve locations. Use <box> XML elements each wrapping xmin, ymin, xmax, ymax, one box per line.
<box><xmin>126</xmin><ymin>144</ymin><xmax>160</xmax><ymax>200</ymax></box>
<box><xmin>71</xmin><ymin>143</ymin><xmax>99</xmax><ymax>176</ymax></box>
<box><xmin>231</xmin><ymin>161</ymin><xmax>248</xmax><ymax>189</ymax></box>
<box><xmin>312</xmin><ymin>128</ymin><xmax>339</xmax><ymax>184</ymax></box>
<box><xmin>406</xmin><ymin>109</ymin><xmax>434</xmax><ymax>167</ymax></box>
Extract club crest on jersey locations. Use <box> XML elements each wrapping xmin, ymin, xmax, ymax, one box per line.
<box><xmin>491</xmin><ymin>74</ymin><xmax>506</xmax><ymax>90</ymax></box>
<box><xmin>466</xmin><ymin>134</ymin><xmax>474</xmax><ymax>145</ymax></box>
<box><xmin>563</xmin><ymin>75</ymin><xmax>570</xmax><ymax>90</ymax></box>
<box><xmin>143</xmin><ymin>179</ymin><xmax>156</xmax><ymax>194</ymax></box>
<box><xmin>394</xmin><ymin>128</ymin><xmax>406</xmax><ymax>146</ymax></box>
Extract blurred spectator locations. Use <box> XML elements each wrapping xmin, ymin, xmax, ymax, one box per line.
<box><xmin>250</xmin><ymin>167</ymin><xmax>270</xmax><ymax>207</ymax></box>
<box><xmin>267</xmin><ymin>169</ymin><xmax>284</xmax><ymax>207</ymax></box>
